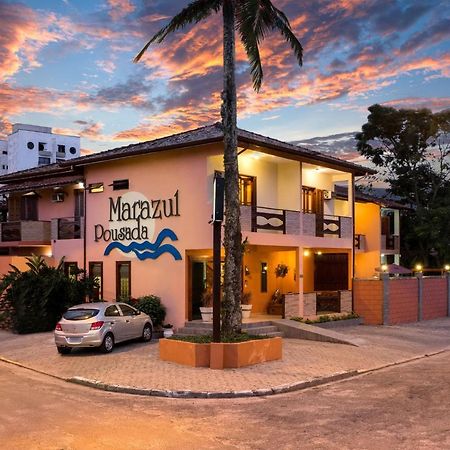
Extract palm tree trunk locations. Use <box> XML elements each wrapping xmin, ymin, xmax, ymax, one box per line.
<box><xmin>221</xmin><ymin>0</ymin><xmax>242</xmax><ymax>335</ymax></box>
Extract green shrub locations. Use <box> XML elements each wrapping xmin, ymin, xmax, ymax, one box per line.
<box><xmin>291</xmin><ymin>312</ymin><xmax>359</xmax><ymax>325</ymax></box>
<box><xmin>125</xmin><ymin>295</ymin><xmax>166</xmax><ymax>327</ymax></box>
<box><xmin>0</xmin><ymin>255</ymin><xmax>96</xmax><ymax>334</ymax></box>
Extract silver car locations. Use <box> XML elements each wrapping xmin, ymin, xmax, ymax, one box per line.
<box><xmin>54</xmin><ymin>302</ymin><xmax>153</xmax><ymax>354</ymax></box>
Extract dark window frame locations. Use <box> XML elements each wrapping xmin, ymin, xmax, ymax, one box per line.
<box><xmin>116</xmin><ymin>261</ymin><xmax>131</xmax><ymax>300</ymax></box>
<box><xmin>112</xmin><ymin>179</ymin><xmax>129</xmax><ymax>190</ymax></box>
<box><xmin>89</xmin><ymin>261</ymin><xmax>103</xmax><ymax>301</ymax></box>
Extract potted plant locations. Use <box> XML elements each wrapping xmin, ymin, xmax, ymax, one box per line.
<box><xmin>163</xmin><ymin>323</ymin><xmax>174</xmax><ymax>338</ymax></box>
<box><xmin>240</xmin><ymin>291</ymin><xmax>252</xmax><ymax>319</ymax></box>
<box><xmin>199</xmin><ymin>289</ymin><xmax>213</xmax><ymax>322</ymax></box>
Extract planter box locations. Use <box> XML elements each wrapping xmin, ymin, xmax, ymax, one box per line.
<box><xmin>211</xmin><ymin>337</ymin><xmax>282</xmax><ymax>369</ymax></box>
<box><xmin>159</xmin><ymin>337</ymin><xmax>282</xmax><ymax>369</ymax></box>
<box><xmin>313</xmin><ymin>317</ymin><xmax>363</xmax><ymax>329</ymax></box>
<box><xmin>159</xmin><ymin>339</ymin><xmax>210</xmax><ymax>367</ymax></box>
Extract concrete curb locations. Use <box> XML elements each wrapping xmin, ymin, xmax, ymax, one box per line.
<box><xmin>2</xmin><ymin>348</ymin><xmax>449</xmax><ymax>399</ymax></box>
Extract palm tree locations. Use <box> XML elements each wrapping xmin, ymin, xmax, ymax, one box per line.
<box><xmin>134</xmin><ymin>0</ymin><xmax>303</xmax><ymax>335</ymax></box>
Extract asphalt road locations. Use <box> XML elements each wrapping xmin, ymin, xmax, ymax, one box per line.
<box><xmin>1</xmin><ymin>352</ymin><xmax>450</xmax><ymax>450</ymax></box>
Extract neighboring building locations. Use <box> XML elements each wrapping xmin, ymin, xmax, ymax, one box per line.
<box><xmin>335</xmin><ymin>186</ymin><xmax>406</xmax><ymax>277</ymax></box>
<box><xmin>0</xmin><ymin>124</ymin><xmax>80</xmax><ymax>175</ymax></box>
<box><xmin>0</xmin><ymin>123</ymin><xmax>381</xmax><ymax>327</ymax></box>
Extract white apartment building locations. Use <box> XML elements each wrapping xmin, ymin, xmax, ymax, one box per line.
<box><xmin>0</xmin><ymin>124</ymin><xmax>80</xmax><ymax>175</ymax></box>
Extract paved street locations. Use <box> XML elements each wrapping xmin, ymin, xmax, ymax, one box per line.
<box><xmin>1</xmin><ymin>351</ymin><xmax>450</xmax><ymax>450</ymax></box>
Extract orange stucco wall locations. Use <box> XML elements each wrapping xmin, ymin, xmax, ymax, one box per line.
<box><xmin>243</xmin><ymin>247</ymin><xmax>297</xmax><ymax>314</ymax></box>
<box><xmin>354</xmin><ymin>201</ymin><xmax>381</xmax><ymax>278</ymax></box>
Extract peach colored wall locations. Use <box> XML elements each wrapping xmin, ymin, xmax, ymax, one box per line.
<box><xmin>0</xmin><ymin>256</ymin><xmax>55</xmax><ymax>275</ymax></box>
<box><xmin>354</xmin><ymin>202</ymin><xmax>381</xmax><ymax>278</ymax></box>
<box><xmin>75</xmin><ymin>145</ymin><xmax>219</xmax><ymax>327</ymax></box>
<box><xmin>389</xmin><ymin>278</ymin><xmax>418</xmax><ymax>324</ymax></box>
<box><xmin>38</xmin><ymin>187</ymin><xmax>81</xmax><ymax>221</ymax></box>
<box><xmin>353</xmin><ymin>279</ymin><xmax>383</xmax><ymax>324</ymax></box>
<box><xmin>422</xmin><ymin>277</ymin><xmax>447</xmax><ymax>320</ymax></box>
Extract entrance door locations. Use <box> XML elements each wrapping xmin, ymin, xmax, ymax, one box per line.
<box><xmin>191</xmin><ymin>262</ymin><xmax>205</xmax><ymax>320</ymax></box>
<box><xmin>314</xmin><ymin>253</ymin><xmax>348</xmax><ymax>291</ymax></box>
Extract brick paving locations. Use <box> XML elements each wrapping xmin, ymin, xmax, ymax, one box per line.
<box><xmin>1</xmin><ymin>318</ymin><xmax>450</xmax><ymax>395</ymax></box>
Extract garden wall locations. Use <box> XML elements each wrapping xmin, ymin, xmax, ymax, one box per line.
<box><xmin>354</xmin><ymin>275</ymin><xmax>450</xmax><ymax>325</ymax></box>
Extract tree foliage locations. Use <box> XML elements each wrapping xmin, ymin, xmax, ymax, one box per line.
<box><xmin>134</xmin><ymin>0</ymin><xmax>302</xmax><ymax>335</ymax></box>
<box><xmin>356</xmin><ymin>104</ymin><xmax>450</xmax><ymax>266</ymax></box>
<box><xmin>0</xmin><ymin>255</ymin><xmax>96</xmax><ymax>334</ymax></box>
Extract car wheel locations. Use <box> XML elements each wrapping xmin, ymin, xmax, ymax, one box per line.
<box><xmin>57</xmin><ymin>347</ymin><xmax>72</xmax><ymax>355</ymax></box>
<box><xmin>100</xmin><ymin>333</ymin><xmax>114</xmax><ymax>353</ymax></box>
<box><xmin>142</xmin><ymin>323</ymin><xmax>153</xmax><ymax>342</ymax></box>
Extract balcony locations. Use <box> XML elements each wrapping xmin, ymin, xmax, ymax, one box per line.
<box><xmin>240</xmin><ymin>205</ymin><xmax>352</xmax><ymax>239</ymax></box>
<box><xmin>52</xmin><ymin>217</ymin><xmax>84</xmax><ymax>240</ymax></box>
<box><xmin>382</xmin><ymin>234</ymin><xmax>400</xmax><ymax>252</ymax></box>
<box><xmin>0</xmin><ymin>221</ymin><xmax>51</xmax><ymax>244</ymax></box>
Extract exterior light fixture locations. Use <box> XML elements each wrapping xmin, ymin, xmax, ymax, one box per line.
<box><xmin>415</xmin><ymin>264</ymin><xmax>423</xmax><ymax>272</ymax></box>
<box><xmin>303</xmin><ymin>250</ymin><xmax>310</xmax><ymax>256</ymax></box>
<box><xmin>444</xmin><ymin>264</ymin><xmax>450</xmax><ymax>272</ymax></box>
<box><xmin>381</xmin><ymin>264</ymin><xmax>388</xmax><ymax>272</ymax></box>
<box><xmin>317</xmin><ymin>251</ymin><xmax>322</xmax><ymax>255</ymax></box>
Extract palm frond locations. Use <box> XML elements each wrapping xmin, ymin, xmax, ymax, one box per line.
<box><xmin>236</xmin><ymin>0</ymin><xmax>303</xmax><ymax>91</ymax></box>
<box><xmin>134</xmin><ymin>0</ymin><xmax>222</xmax><ymax>63</ymax></box>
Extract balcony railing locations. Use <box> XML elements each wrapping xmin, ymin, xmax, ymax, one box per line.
<box><xmin>57</xmin><ymin>217</ymin><xmax>82</xmax><ymax>240</ymax></box>
<box><xmin>251</xmin><ymin>207</ymin><xmax>286</xmax><ymax>233</ymax></box>
<box><xmin>0</xmin><ymin>221</ymin><xmax>51</xmax><ymax>243</ymax></box>
<box><xmin>241</xmin><ymin>205</ymin><xmax>352</xmax><ymax>238</ymax></box>
<box><xmin>382</xmin><ymin>234</ymin><xmax>400</xmax><ymax>252</ymax></box>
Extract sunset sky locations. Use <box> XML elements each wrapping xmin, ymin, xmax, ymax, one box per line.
<box><xmin>1</xmin><ymin>0</ymin><xmax>449</xmax><ymax>157</ymax></box>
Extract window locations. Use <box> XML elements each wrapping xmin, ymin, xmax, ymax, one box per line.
<box><xmin>215</xmin><ymin>171</ymin><xmax>256</xmax><ymax>206</ymax></box>
<box><xmin>2</xmin><ymin>165</ymin><xmax>6</xmax><ymax>170</ymax></box>
<box><xmin>63</xmin><ymin>309</ymin><xmax>99</xmax><ymax>320</ymax></box>
<box><xmin>57</xmin><ymin>145</ymin><xmax>66</xmax><ymax>153</ymax></box>
<box><xmin>38</xmin><ymin>142</ymin><xmax>47</xmax><ymax>151</ymax></box>
<box><xmin>119</xmin><ymin>304</ymin><xmax>138</xmax><ymax>316</ymax></box>
<box><xmin>2</xmin><ymin>150</ymin><xmax>7</xmax><ymax>155</ymax></box>
<box><xmin>239</xmin><ymin>175</ymin><xmax>255</xmax><ymax>206</ymax></box>
<box><xmin>27</xmin><ymin>142</ymin><xmax>34</xmax><ymax>150</ymax></box>
<box><xmin>64</xmin><ymin>262</ymin><xmax>78</xmax><ymax>279</ymax></box>
<box><xmin>261</xmin><ymin>262</ymin><xmax>268</xmax><ymax>292</ymax></box>
<box><xmin>116</xmin><ymin>261</ymin><xmax>131</xmax><ymax>300</ymax></box>
<box><xmin>302</xmin><ymin>187</ymin><xmax>324</xmax><ymax>215</ymax></box>
<box><xmin>20</xmin><ymin>195</ymin><xmax>38</xmax><ymax>220</ymax></box>
<box><xmin>69</xmin><ymin>146</ymin><xmax>77</xmax><ymax>155</ymax></box>
<box><xmin>74</xmin><ymin>189</ymin><xmax>84</xmax><ymax>217</ymax></box>
<box><xmin>38</xmin><ymin>157</ymin><xmax>51</xmax><ymax>166</ymax></box>
<box><xmin>88</xmin><ymin>183</ymin><xmax>104</xmax><ymax>193</ymax></box>
<box><xmin>89</xmin><ymin>262</ymin><xmax>103</xmax><ymax>301</ymax></box>
<box><xmin>112</xmin><ymin>179</ymin><xmax>129</xmax><ymax>190</ymax></box>
<box><xmin>105</xmin><ymin>305</ymin><xmax>121</xmax><ymax>317</ymax></box>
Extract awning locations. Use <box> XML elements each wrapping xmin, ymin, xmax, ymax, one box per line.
<box><xmin>0</xmin><ymin>175</ymin><xmax>84</xmax><ymax>195</ymax></box>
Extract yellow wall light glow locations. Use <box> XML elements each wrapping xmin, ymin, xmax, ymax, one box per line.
<box><xmin>303</xmin><ymin>250</ymin><xmax>310</xmax><ymax>256</ymax></box>
<box><xmin>415</xmin><ymin>264</ymin><xmax>423</xmax><ymax>272</ymax></box>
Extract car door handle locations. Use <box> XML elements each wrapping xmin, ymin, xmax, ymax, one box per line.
<box><xmin>109</xmin><ymin>321</ymin><xmax>115</xmax><ymax>325</ymax></box>
<box><xmin>126</xmin><ymin>320</ymin><xmax>130</xmax><ymax>323</ymax></box>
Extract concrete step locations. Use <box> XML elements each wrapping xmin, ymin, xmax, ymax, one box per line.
<box><xmin>176</xmin><ymin>324</ymin><xmax>283</xmax><ymax>338</ymax></box>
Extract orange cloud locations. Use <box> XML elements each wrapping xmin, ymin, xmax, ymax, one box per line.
<box><xmin>108</xmin><ymin>0</ymin><xmax>136</xmax><ymax>21</ymax></box>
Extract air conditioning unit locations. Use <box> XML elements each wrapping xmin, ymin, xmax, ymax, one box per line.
<box><xmin>323</xmin><ymin>190</ymin><xmax>333</xmax><ymax>200</ymax></box>
<box><xmin>52</xmin><ymin>192</ymin><xmax>65</xmax><ymax>203</ymax></box>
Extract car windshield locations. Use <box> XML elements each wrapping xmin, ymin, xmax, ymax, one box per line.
<box><xmin>63</xmin><ymin>309</ymin><xmax>99</xmax><ymax>321</ymax></box>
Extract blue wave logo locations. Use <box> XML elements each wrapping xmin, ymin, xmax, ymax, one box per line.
<box><xmin>104</xmin><ymin>228</ymin><xmax>182</xmax><ymax>261</ymax></box>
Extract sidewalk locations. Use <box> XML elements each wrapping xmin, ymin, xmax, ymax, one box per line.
<box><xmin>1</xmin><ymin>318</ymin><xmax>449</xmax><ymax>398</ymax></box>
